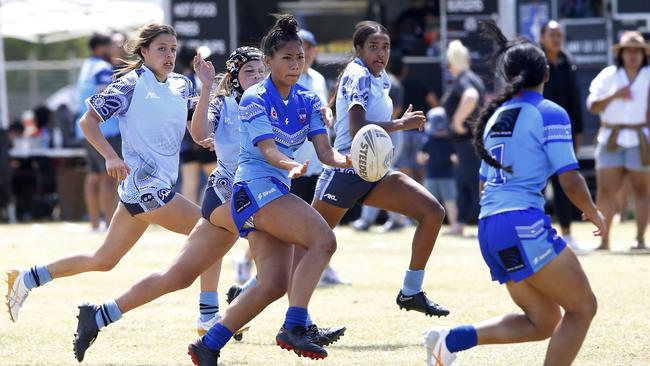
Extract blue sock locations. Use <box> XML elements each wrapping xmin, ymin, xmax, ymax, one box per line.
<box><xmin>23</xmin><ymin>265</ymin><xmax>53</xmax><ymax>290</ymax></box>
<box><xmin>203</xmin><ymin>323</ymin><xmax>233</xmax><ymax>351</ymax></box>
<box><xmin>445</xmin><ymin>325</ymin><xmax>478</xmax><ymax>353</ymax></box>
<box><xmin>94</xmin><ymin>300</ymin><xmax>122</xmax><ymax>330</ymax></box>
<box><xmin>241</xmin><ymin>276</ymin><xmax>257</xmax><ymax>293</ymax></box>
<box><xmin>199</xmin><ymin>291</ymin><xmax>219</xmax><ymax>322</ymax></box>
<box><xmin>401</xmin><ymin>269</ymin><xmax>424</xmax><ymax>296</ymax></box>
<box><xmin>305</xmin><ymin>312</ymin><xmax>313</xmax><ymax>326</ymax></box>
<box><xmin>283</xmin><ymin>306</ymin><xmax>308</xmax><ymax>330</ymax></box>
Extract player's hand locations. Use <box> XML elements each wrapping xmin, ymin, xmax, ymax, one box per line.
<box><xmin>399</xmin><ymin>104</ymin><xmax>425</xmax><ymax>131</ymax></box>
<box><xmin>320</xmin><ymin>107</ymin><xmax>334</xmax><ymax>128</ymax></box>
<box><xmin>582</xmin><ymin>210</ymin><xmax>607</xmax><ymax>237</ymax></box>
<box><xmin>339</xmin><ymin>154</ymin><xmax>353</xmax><ymax>168</ymax></box>
<box><xmin>197</xmin><ymin>133</ymin><xmax>215</xmax><ymax>151</ymax></box>
<box><xmin>288</xmin><ymin>160</ymin><xmax>309</xmax><ymax>179</ymax></box>
<box><xmin>193</xmin><ymin>51</ymin><xmax>215</xmax><ymax>87</ymax></box>
<box><xmin>106</xmin><ymin>156</ymin><xmax>130</xmax><ymax>181</ymax></box>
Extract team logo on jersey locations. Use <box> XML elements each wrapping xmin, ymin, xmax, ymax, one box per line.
<box><xmin>498</xmin><ymin>246</ymin><xmax>525</xmax><ymax>272</ymax></box>
<box><xmin>157</xmin><ymin>188</ymin><xmax>172</xmax><ymax>202</ymax></box>
<box><xmin>270</xmin><ymin>107</ymin><xmax>278</xmax><ymax>121</ymax></box>
<box><xmin>490</xmin><ymin>107</ymin><xmax>521</xmax><ymax>138</ymax></box>
<box><xmin>298</xmin><ymin>108</ymin><xmax>307</xmax><ymax>124</ymax></box>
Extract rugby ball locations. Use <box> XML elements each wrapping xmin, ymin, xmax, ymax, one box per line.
<box><xmin>351</xmin><ymin>124</ymin><xmax>393</xmax><ymax>182</ymax></box>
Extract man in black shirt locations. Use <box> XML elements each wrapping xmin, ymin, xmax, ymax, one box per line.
<box><xmin>540</xmin><ymin>20</ymin><xmax>588</xmax><ymax>251</ymax></box>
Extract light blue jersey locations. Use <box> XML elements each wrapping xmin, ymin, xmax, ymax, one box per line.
<box><xmin>478</xmin><ymin>90</ymin><xmax>578</xmax><ymax>219</ymax></box>
<box><xmin>87</xmin><ymin>65</ymin><xmax>195</xmax><ymax>210</ymax></box>
<box><xmin>333</xmin><ymin>57</ymin><xmax>393</xmax><ymax>154</ymax></box>
<box><xmin>76</xmin><ymin>56</ymin><xmax>120</xmax><ymax>138</ymax></box>
<box><xmin>236</xmin><ymin>76</ymin><xmax>328</xmax><ymax>188</ymax></box>
<box><xmin>208</xmin><ymin>95</ymin><xmax>242</xmax><ymax>175</ymax></box>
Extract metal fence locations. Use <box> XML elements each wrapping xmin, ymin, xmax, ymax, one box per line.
<box><xmin>4</xmin><ymin>56</ymin><xmax>83</xmax><ymax>123</ymax></box>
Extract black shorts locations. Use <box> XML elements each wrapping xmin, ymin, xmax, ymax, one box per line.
<box><xmin>84</xmin><ymin>135</ymin><xmax>122</xmax><ymax>173</ymax></box>
<box><xmin>289</xmin><ymin>174</ymin><xmax>319</xmax><ymax>204</ymax></box>
<box><xmin>314</xmin><ymin>167</ymin><xmax>381</xmax><ymax>208</ymax></box>
<box><xmin>180</xmin><ymin>132</ymin><xmax>217</xmax><ymax>164</ymax></box>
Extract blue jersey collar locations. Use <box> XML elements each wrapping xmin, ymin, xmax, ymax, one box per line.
<box><xmin>514</xmin><ymin>89</ymin><xmax>543</xmax><ymax>102</ymax></box>
<box><xmin>264</xmin><ymin>75</ymin><xmax>296</xmax><ymax>102</ymax></box>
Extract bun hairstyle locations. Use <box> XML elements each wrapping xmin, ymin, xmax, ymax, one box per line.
<box><xmin>472</xmin><ymin>21</ymin><xmax>548</xmax><ymax>173</ymax></box>
<box><xmin>260</xmin><ymin>14</ymin><xmax>302</xmax><ymax>56</ymax></box>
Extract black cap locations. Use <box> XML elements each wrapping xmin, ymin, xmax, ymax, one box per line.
<box><xmin>89</xmin><ymin>33</ymin><xmax>111</xmax><ymax>50</ymax></box>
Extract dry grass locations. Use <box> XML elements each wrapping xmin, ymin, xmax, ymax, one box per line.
<box><xmin>0</xmin><ymin>220</ymin><xmax>648</xmax><ymax>365</ymax></box>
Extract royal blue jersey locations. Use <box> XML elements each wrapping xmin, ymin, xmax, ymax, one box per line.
<box><xmin>236</xmin><ymin>76</ymin><xmax>328</xmax><ymax>187</ymax></box>
<box><xmin>479</xmin><ymin>90</ymin><xmax>578</xmax><ymax>219</ymax></box>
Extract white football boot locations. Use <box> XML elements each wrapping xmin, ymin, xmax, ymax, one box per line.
<box><xmin>424</xmin><ymin>327</ymin><xmax>457</xmax><ymax>366</ymax></box>
<box><xmin>6</xmin><ymin>270</ymin><xmax>30</xmax><ymax>322</ymax></box>
<box><xmin>197</xmin><ymin>314</ymin><xmax>222</xmax><ymax>336</ymax></box>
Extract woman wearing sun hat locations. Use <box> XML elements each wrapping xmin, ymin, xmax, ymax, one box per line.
<box><xmin>587</xmin><ymin>30</ymin><xmax>650</xmax><ymax>251</ymax></box>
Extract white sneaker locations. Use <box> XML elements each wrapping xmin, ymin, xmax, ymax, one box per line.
<box><xmin>197</xmin><ymin>314</ymin><xmax>222</xmax><ymax>336</ymax></box>
<box><xmin>424</xmin><ymin>327</ymin><xmax>456</xmax><ymax>366</ymax></box>
<box><xmin>319</xmin><ymin>266</ymin><xmax>351</xmax><ymax>286</ymax></box>
<box><xmin>6</xmin><ymin>270</ymin><xmax>30</xmax><ymax>322</ymax></box>
<box><xmin>234</xmin><ymin>258</ymin><xmax>253</xmax><ymax>285</ymax></box>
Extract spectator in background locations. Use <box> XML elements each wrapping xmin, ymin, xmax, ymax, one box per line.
<box><xmin>394</xmin><ymin>0</ymin><xmax>438</xmax><ymax>55</ymax></box>
<box><xmin>176</xmin><ymin>45</ymin><xmax>217</xmax><ymax>205</ymax></box>
<box><xmin>395</xmin><ymin>61</ymin><xmax>439</xmax><ymax>183</ymax></box>
<box><xmin>292</xmin><ymin>29</ymin><xmax>348</xmax><ymax>285</ymax></box>
<box><xmin>441</xmin><ymin>40</ymin><xmax>484</xmax><ymax>237</ymax></box>
<box><xmin>418</xmin><ymin>107</ymin><xmax>460</xmax><ymax>235</ymax></box>
<box><xmin>540</xmin><ymin>20</ymin><xmax>588</xmax><ymax>251</ymax></box>
<box><xmin>110</xmin><ymin>31</ymin><xmax>129</xmax><ymax>68</ymax></box>
<box><xmin>76</xmin><ymin>33</ymin><xmax>120</xmax><ymax>232</ymax></box>
<box><xmin>587</xmin><ymin>31</ymin><xmax>650</xmax><ymax>251</ymax></box>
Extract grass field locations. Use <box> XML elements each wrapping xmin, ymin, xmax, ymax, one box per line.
<box><xmin>1</xmin><ymin>221</ymin><xmax>648</xmax><ymax>365</ymax></box>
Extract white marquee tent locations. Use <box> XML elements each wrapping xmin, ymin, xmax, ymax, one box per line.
<box><xmin>0</xmin><ymin>0</ymin><xmax>166</xmax><ymax>128</ymax></box>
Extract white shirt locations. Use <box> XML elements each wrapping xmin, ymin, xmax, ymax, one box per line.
<box><xmin>294</xmin><ymin>68</ymin><xmax>329</xmax><ymax>176</ymax></box>
<box><xmin>586</xmin><ymin>65</ymin><xmax>650</xmax><ymax>147</ymax></box>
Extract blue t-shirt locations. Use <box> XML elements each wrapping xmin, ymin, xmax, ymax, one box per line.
<box><xmin>421</xmin><ymin>135</ymin><xmax>454</xmax><ymax>178</ymax></box>
<box><xmin>76</xmin><ymin>56</ymin><xmax>120</xmax><ymax>138</ymax></box>
<box><xmin>479</xmin><ymin>90</ymin><xmax>578</xmax><ymax>219</ymax></box>
<box><xmin>236</xmin><ymin>76</ymin><xmax>328</xmax><ymax>188</ymax></box>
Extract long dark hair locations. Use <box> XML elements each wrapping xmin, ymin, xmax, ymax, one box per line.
<box><xmin>260</xmin><ymin>14</ymin><xmax>302</xmax><ymax>57</ymax></box>
<box><xmin>472</xmin><ymin>21</ymin><xmax>548</xmax><ymax>173</ymax></box>
<box><xmin>330</xmin><ymin>21</ymin><xmax>389</xmax><ymax>116</ymax></box>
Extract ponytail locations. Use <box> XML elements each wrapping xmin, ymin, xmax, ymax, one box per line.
<box><xmin>472</xmin><ymin>21</ymin><xmax>548</xmax><ymax>173</ymax></box>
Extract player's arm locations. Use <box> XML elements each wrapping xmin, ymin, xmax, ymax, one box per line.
<box><xmin>348</xmin><ymin>104</ymin><xmax>425</xmax><ymax>138</ymax></box>
<box><xmin>79</xmin><ymin>108</ymin><xmax>130</xmax><ymax>181</ymax></box>
<box><xmin>557</xmin><ymin>170</ymin><xmax>606</xmax><ymax>236</ymax></box>
<box><xmin>190</xmin><ymin>55</ymin><xmax>216</xmax><ymax>142</ymax></box>
<box><xmin>311</xmin><ymin>134</ymin><xmax>351</xmax><ymax>169</ymax></box>
<box><xmin>257</xmin><ymin>138</ymin><xmax>308</xmax><ymax>178</ymax></box>
<box><xmin>451</xmin><ymin>88</ymin><xmax>479</xmax><ymax>134</ymax></box>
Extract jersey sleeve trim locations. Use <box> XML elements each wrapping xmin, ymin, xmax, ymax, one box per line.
<box><xmin>307</xmin><ymin>129</ymin><xmax>328</xmax><ymax>139</ymax></box>
<box><xmin>556</xmin><ymin>162</ymin><xmax>580</xmax><ymax>175</ymax></box>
